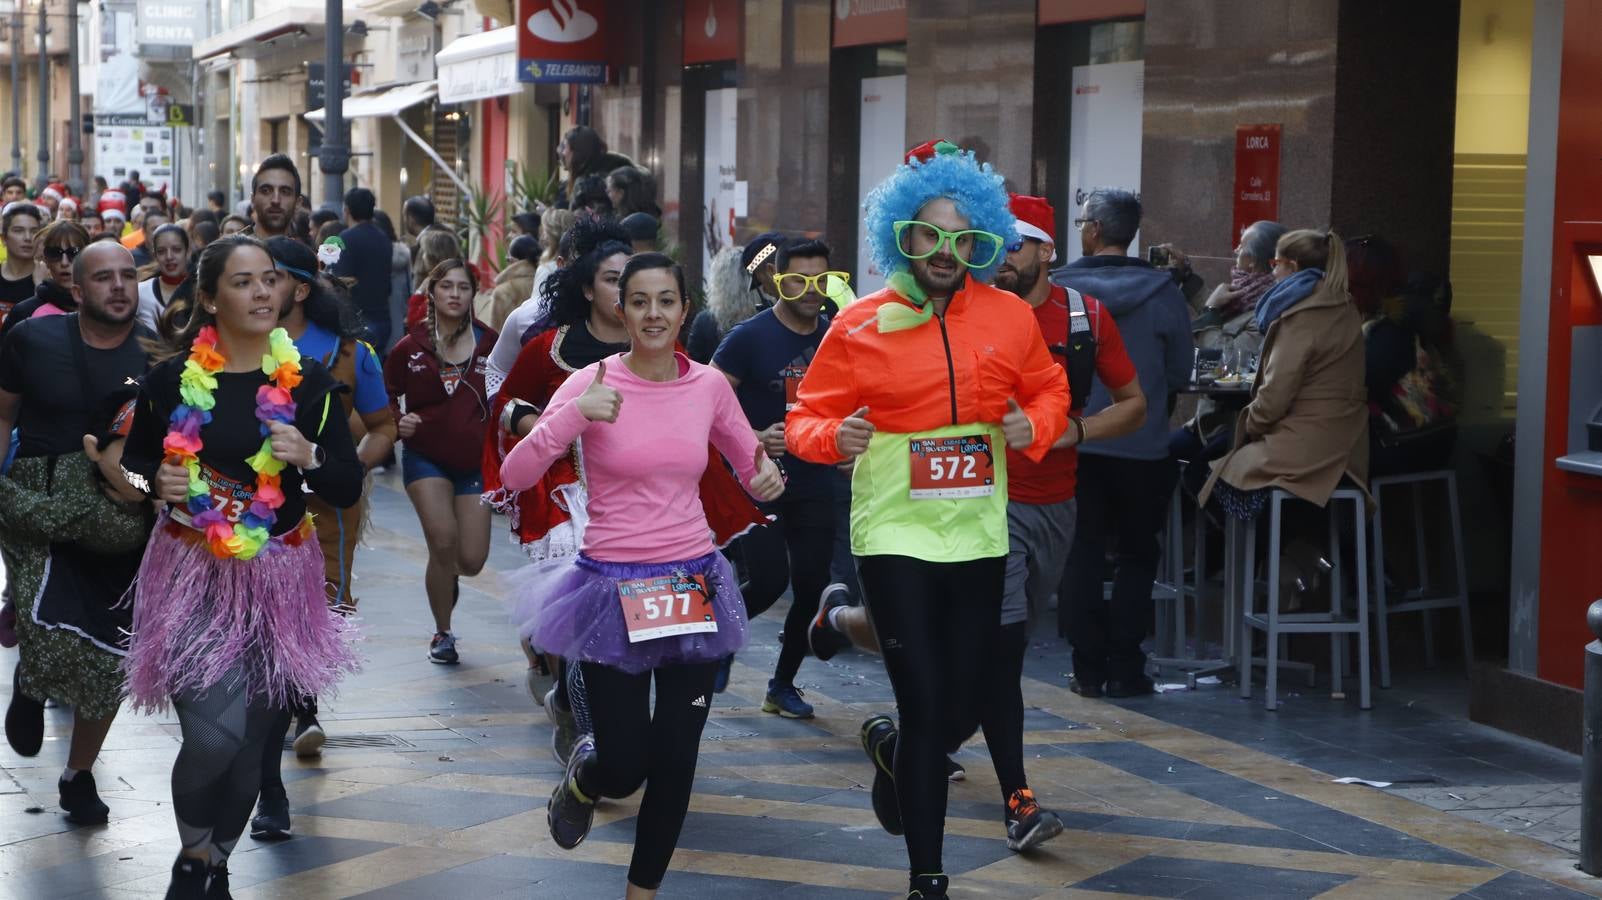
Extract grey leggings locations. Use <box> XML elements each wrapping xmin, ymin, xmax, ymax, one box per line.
<box><xmin>171</xmin><ymin>671</ymin><xmax>285</xmax><ymax>864</ymax></box>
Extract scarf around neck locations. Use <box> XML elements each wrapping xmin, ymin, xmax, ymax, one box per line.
<box><xmin>1253</xmin><ymin>268</ymin><xmax>1324</xmax><ymax>333</ymax></box>
<box><xmin>1228</xmin><ymin>268</ymin><xmax>1277</xmax><ymax>315</ymax></box>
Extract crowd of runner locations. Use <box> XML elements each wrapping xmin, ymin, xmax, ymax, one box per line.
<box><xmin>0</xmin><ymin>138</ymin><xmax>1165</xmax><ymax>899</ymax></box>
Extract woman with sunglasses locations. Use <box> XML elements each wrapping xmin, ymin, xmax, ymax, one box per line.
<box><xmin>0</xmin><ymin>220</ymin><xmax>88</xmax><ymax>337</ymax></box>
<box><xmin>709</xmin><ymin>237</ymin><xmax>853</xmax><ymax>715</ymax></box>
<box><xmin>136</xmin><ymin>223</ymin><xmax>194</xmax><ymax>335</ymax></box>
<box><xmin>785</xmin><ymin>141</ymin><xmax>1068</xmax><ymax>900</ymax></box>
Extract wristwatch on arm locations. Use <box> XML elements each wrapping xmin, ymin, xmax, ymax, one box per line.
<box><xmin>302</xmin><ymin>443</ymin><xmax>327</xmax><ymax>471</ymax></box>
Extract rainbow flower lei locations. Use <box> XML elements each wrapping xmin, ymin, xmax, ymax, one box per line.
<box><xmin>161</xmin><ymin>325</ymin><xmax>303</xmax><ymax>560</ymax></box>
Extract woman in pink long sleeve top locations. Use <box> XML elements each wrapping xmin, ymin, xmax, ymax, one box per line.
<box><xmin>502</xmin><ymin>253</ymin><xmax>784</xmax><ymax>899</ymax></box>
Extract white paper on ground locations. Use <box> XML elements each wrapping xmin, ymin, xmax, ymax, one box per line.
<box><xmin>1332</xmin><ymin>777</ymin><xmax>1394</xmax><ymax>788</ymax></box>
<box><xmin>1196</xmin><ymin>676</ymin><xmax>1223</xmax><ymax>684</ymax></box>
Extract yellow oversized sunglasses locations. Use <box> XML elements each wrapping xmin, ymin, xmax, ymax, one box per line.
<box><xmin>774</xmin><ymin>270</ymin><xmax>853</xmax><ymax>302</ymax></box>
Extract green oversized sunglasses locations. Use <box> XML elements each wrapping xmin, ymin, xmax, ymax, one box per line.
<box><xmin>892</xmin><ymin>220</ymin><xmax>1005</xmax><ymax>270</ymax></box>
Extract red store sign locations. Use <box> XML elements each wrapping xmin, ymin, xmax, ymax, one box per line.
<box><xmin>1232</xmin><ymin>124</ymin><xmax>1281</xmax><ymax>246</ymax></box>
<box><xmin>517</xmin><ymin>0</ymin><xmax>608</xmax><ymax>84</ymax></box>
<box><xmin>833</xmin><ymin>0</ymin><xmax>908</xmax><ymax>48</ymax></box>
<box><xmin>684</xmin><ymin>0</ymin><xmax>740</xmax><ymax>65</ymax></box>
<box><xmin>1038</xmin><ymin>0</ymin><xmax>1146</xmax><ymax>25</ymax></box>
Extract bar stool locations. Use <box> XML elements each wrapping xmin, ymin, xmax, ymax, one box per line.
<box><xmin>1369</xmin><ymin>469</ymin><xmax>1473</xmax><ymax>688</ymax></box>
<box><xmin>1237</xmin><ymin>487</ymin><xmax>1372</xmax><ymax>711</ymax></box>
<box><xmin>1150</xmin><ymin>487</ymin><xmax>1189</xmax><ymax>660</ymax></box>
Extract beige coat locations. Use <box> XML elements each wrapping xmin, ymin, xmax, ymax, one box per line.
<box><xmin>483</xmin><ymin>258</ymin><xmax>538</xmax><ymax>334</ymax></box>
<box><xmin>1200</xmin><ymin>279</ymin><xmax>1369</xmax><ymax>508</ymax></box>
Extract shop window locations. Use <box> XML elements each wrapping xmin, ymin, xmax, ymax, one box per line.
<box><xmin>1449</xmin><ymin>0</ymin><xmax>1535</xmax><ymax>422</ymax></box>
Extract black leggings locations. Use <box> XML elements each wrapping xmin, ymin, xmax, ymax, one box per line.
<box><xmin>259</xmin><ymin>695</ymin><xmax>315</xmax><ymax>792</ymax></box>
<box><xmin>739</xmin><ymin>494</ymin><xmax>835</xmax><ymax>684</ymax></box>
<box><xmin>173</xmin><ymin>671</ymin><xmax>285</xmax><ymax>863</ymax></box>
<box><xmin>574</xmin><ymin>659</ymin><xmax>719</xmax><ymax>890</ymax></box>
<box><xmin>978</xmin><ymin>621</ymin><xmax>1030</xmax><ymax>806</ymax></box>
<box><xmin>857</xmin><ymin>554</ymin><xmax>1004</xmax><ymax>878</ymax></box>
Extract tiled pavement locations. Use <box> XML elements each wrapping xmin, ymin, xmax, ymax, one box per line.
<box><xmin>0</xmin><ymin>478</ymin><xmax>1597</xmax><ymax>898</ymax></box>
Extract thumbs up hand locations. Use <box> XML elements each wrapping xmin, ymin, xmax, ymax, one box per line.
<box><xmin>746</xmin><ymin>443</ymin><xmax>787</xmax><ymax>502</ymax></box>
<box><xmin>835</xmin><ymin>406</ymin><xmax>875</xmax><ymax>457</ymax></box>
<box><xmin>576</xmin><ymin>361</ymin><xmax>623</xmax><ymax>423</ymax></box>
<box><xmin>1002</xmin><ymin>398</ymin><xmax>1034</xmax><ymax>450</ymax></box>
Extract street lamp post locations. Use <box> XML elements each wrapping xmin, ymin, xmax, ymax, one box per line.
<box><xmin>34</xmin><ymin>0</ymin><xmax>49</xmax><ymax>188</ymax></box>
<box><xmin>65</xmin><ymin>0</ymin><xmax>81</xmax><ymax>194</ymax></box>
<box><xmin>9</xmin><ymin>4</ymin><xmax>20</xmax><ymax>176</ymax></box>
<box><xmin>318</xmin><ymin>0</ymin><xmax>348</xmax><ymax>213</ymax></box>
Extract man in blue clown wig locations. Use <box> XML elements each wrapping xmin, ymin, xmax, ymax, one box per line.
<box><xmin>783</xmin><ymin>139</ymin><xmax>1069</xmax><ymax>899</ymax></box>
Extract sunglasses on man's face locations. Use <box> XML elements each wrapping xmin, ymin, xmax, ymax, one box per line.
<box><xmin>41</xmin><ymin>245</ymin><xmax>81</xmax><ymax>262</ymax></box>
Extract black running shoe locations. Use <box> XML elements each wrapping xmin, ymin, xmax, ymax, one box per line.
<box><xmin>547</xmin><ymin>734</ymin><xmax>597</xmax><ymax>849</ymax></box>
<box><xmin>59</xmin><ymin>770</ymin><xmax>109</xmax><ymax>824</ymax></box>
<box><xmin>164</xmin><ymin>855</ymin><xmax>208</xmax><ymax>900</ymax></box>
<box><xmin>292</xmin><ymin>713</ymin><xmax>325</xmax><ymax>758</ymax></box>
<box><xmin>908</xmin><ymin>873</ymin><xmax>949</xmax><ymax>898</ymax></box>
<box><xmin>1069</xmin><ymin>676</ymin><xmax>1105</xmax><ymax>699</ymax></box>
<box><xmin>945</xmin><ymin>757</ymin><xmax>965</xmax><ymax>782</ymax></box>
<box><xmin>429</xmin><ymin>631</ymin><xmax>460</xmax><ymax>665</ymax></box>
<box><xmin>860</xmin><ymin>715</ymin><xmax>902</xmax><ymax>836</ymax></box>
<box><xmin>249</xmin><ymin>782</ymin><xmax>292</xmax><ymax>840</ymax></box>
<box><xmin>808</xmin><ymin>583</ymin><xmax>853</xmax><ymax>662</ymax></box>
<box><xmin>1005</xmin><ymin>787</ymin><xmax>1063</xmax><ymax>852</ymax></box>
<box><xmin>1105</xmin><ymin>675</ymin><xmax>1156</xmax><ymax>698</ymax></box>
<box><xmin>205</xmin><ymin>862</ymin><xmax>233</xmax><ymax>899</ymax></box>
<box><xmin>5</xmin><ymin>662</ymin><xmax>44</xmax><ymax>757</ymax></box>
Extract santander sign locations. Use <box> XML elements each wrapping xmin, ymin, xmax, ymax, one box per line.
<box><xmin>527</xmin><ymin>0</ymin><xmax>597</xmax><ymax>43</ymax></box>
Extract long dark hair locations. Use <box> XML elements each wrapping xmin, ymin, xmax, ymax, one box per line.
<box><xmin>607</xmin><ymin>166</ymin><xmax>661</xmax><ymax>218</ymax></box>
<box><xmin>266</xmin><ymin>236</ymin><xmax>364</xmax><ymax>339</ymax></box>
<box><xmin>537</xmin><ymin>217</ymin><xmax>634</xmax><ymax>331</ymax></box>
<box><xmin>148</xmin><ymin>234</ymin><xmax>270</xmax><ymax>362</ymax></box>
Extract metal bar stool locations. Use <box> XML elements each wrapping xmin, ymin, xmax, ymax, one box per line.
<box><xmin>1151</xmin><ymin>486</ymin><xmax>1189</xmax><ymax>661</ymax></box>
<box><xmin>1238</xmin><ymin>487</ymin><xmax>1372</xmax><ymax>711</ymax></box>
<box><xmin>1370</xmin><ymin>469</ymin><xmax>1473</xmax><ymax>688</ymax></box>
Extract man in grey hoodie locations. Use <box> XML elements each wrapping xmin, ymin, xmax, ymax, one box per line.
<box><xmin>1050</xmin><ymin>188</ymin><xmax>1194</xmax><ymax>698</ymax></box>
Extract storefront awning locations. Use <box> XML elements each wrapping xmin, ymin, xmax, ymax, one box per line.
<box><xmin>304</xmin><ymin>80</ymin><xmax>438</xmax><ymax>122</ymax></box>
<box><xmin>435</xmin><ymin>27</ymin><xmax>520</xmax><ymax>105</ymax></box>
<box><xmin>193</xmin><ymin>5</ymin><xmax>353</xmax><ymax>61</ymax></box>
<box><xmin>304</xmin><ymin>79</ymin><xmax>471</xmax><ymax>201</ymax></box>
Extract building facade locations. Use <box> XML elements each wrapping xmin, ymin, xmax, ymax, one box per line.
<box><xmin>102</xmin><ymin>0</ymin><xmax>1602</xmax><ymax>750</ymax></box>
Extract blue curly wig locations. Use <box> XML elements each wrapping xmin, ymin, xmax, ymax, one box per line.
<box><xmin>862</xmin><ymin>148</ymin><xmax>1018</xmax><ymax>285</ymax></box>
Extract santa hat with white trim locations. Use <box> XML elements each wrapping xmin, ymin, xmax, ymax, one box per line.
<box><xmin>1008</xmin><ymin>193</ymin><xmax>1058</xmax><ymax>262</ymax></box>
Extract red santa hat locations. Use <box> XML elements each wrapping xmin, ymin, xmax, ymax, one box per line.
<box><xmin>38</xmin><ymin>183</ymin><xmax>64</xmax><ymax>205</ymax></box>
<box><xmin>99</xmin><ymin>191</ymin><xmax>128</xmax><ymax>219</ymax></box>
<box><xmin>1008</xmin><ymin>193</ymin><xmax>1058</xmax><ymax>262</ymax></box>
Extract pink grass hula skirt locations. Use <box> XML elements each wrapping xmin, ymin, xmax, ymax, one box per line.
<box><xmin>513</xmin><ymin>550</ymin><xmax>747</xmax><ymax>674</ymax></box>
<box><xmin>122</xmin><ymin>511</ymin><xmax>361</xmax><ymax>713</ymax></box>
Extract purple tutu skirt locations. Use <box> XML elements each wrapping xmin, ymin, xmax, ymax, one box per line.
<box><xmin>122</xmin><ymin>512</ymin><xmax>361</xmax><ymax>713</ymax></box>
<box><xmin>512</xmin><ymin>550</ymin><xmax>747</xmax><ymax>674</ymax></box>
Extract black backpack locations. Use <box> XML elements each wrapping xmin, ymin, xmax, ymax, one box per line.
<box><xmin>1049</xmin><ymin>287</ymin><xmax>1097</xmax><ymax>412</ymax></box>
